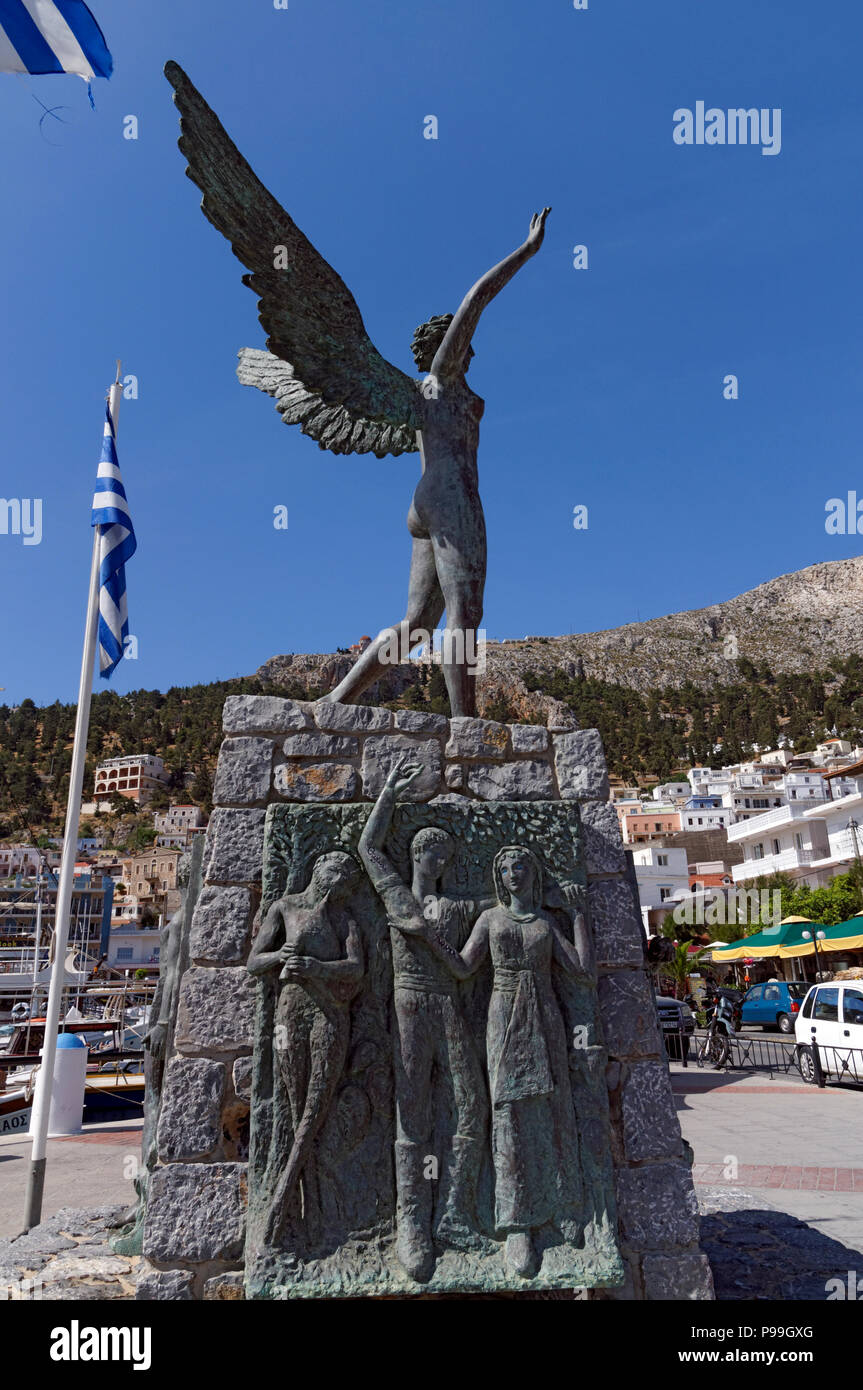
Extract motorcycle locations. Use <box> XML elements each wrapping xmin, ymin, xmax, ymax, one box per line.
<box><xmin>698</xmin><ymin>988</ymin><xmax>741</xmax><ymax>1068</ymax></box>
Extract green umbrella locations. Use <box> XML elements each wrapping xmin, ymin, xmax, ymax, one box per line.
<box><xmin>710</xmin><ymin>916</ymin><xmax>813</xmax><ymax>962</ymax></box>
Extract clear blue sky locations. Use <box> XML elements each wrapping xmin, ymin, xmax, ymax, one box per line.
<box><xmin>1</xmin><ymin>0</ymin><xmax>861</xmax><ymax>705</ymax></box>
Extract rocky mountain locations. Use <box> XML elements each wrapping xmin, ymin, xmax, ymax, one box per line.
<box><xmin>255</xmin><ymin>556</ymin><xmax>863</xmax><ymax>721</ymax></box>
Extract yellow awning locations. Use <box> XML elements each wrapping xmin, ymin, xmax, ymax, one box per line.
<box><xmin>778</xmin><ymin>933</ymin><xmax>863</xmax><ymax>958</ymax></box>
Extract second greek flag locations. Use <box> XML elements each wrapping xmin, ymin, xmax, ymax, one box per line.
<box><xmin>91</xmin><ymin>404</ymin><xmax>136</xmax><ymax>679</ymax></box>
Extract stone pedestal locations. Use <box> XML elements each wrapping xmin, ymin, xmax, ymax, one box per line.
<box><xmin>137</xmin><ymin>696</ymin><xmax>713</xmax><ymax>1301</ymax></box>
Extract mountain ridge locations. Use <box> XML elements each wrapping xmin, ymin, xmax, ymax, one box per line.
<box><xmin>255</xmin><ymin>555</ymin><xmax>863</xmax><ymax>716</ymax></box>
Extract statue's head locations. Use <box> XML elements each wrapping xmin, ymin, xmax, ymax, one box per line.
<box><xmin>493</xmin><ymin>845</ymin><xmax>543</xmax><ymax>911</ymax></box>
<box><xmin>410</xmin><ymin>826</ymin><xmax>455</xmax><ymax>880</ymax></box>
<box><xmin>411</xmin><ymin>314</ymin><xmax>474</xmax><ymax>375</ymax></box>
<box><xmin>310</xmin><ymin>851</ymin><xmax>362</xmax><ymax>900</ymax></box>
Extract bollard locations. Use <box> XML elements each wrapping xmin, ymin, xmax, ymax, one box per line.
<box><xmin>47</xmin><ymin>1034</ymin><xmax>88</xmax><ymax>1136</ymax></box>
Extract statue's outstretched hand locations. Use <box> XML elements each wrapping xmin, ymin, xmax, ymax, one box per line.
<box><xmin>525</xmin><ymin>207</ymin><xmax>552</xmax><ymax>252</ymax></box>
<box><xmin>385</xmin><ymin>756</ymin><xmax>424</xmax><ymax>796</ymax></box>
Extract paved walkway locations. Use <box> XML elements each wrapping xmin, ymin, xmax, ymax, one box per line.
<box><xmin>672</xmin><ymin>1062</ymin><xmax>863</xmax><ymax>1296</ymax></box>
<box><xmin>0</xmin><ymin>1119</ymin><xmax>142</xmax><ymax>1241</ymax></box>
<box><xmin>692</xmin><ymin>1163</ymin><xmax>863</xmax><ymax>1190</ymax></box>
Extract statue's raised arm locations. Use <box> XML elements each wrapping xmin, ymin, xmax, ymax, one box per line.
<box><xmin>431</xmin><ymin>208</ymin><xmax>551</xmax><ymax>381</ymax></box>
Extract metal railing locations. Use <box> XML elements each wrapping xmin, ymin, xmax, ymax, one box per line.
<box><xmin>807</xmin><ymin>1043</ymin><xmax>863</xmax><ymax>1088</ymax></box>
<box><xmin>673</xmin><ymin>1028</ymin><xmax>863</xmax><ymax>1086</ymax></box>
<box><xmin>692</xmin><ymin>1029</ymin><xmax>800</xmax><ymax>1076</ymax></box>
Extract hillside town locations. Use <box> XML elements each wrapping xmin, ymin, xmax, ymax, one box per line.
<box><xmin>613</xmin><ymin>737</ymin><xmax>863</xmax><ymax>943</ymax></box>
<box><xmin>0</xmin><ymin>753</ymin><xmax>207</xmax><ymax>981</ymax></box>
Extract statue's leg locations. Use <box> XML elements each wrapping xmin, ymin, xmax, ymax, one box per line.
<box><xmin>322</xmin><ymin>539</ymin><xmax>444</xmax><ymax>705</ymax></box>
<box><xmin>435</xmin><ymin>999</ymin><xmax>489</xmax><ymax>1248</ymax></box>
<box><xmin>267</xmin><ymin>992</ymin><xmax>312</xmax><ymax>1246</ymax></box>
<box><xmin>430</xmin><ymin>516</ymin><xmax>486</xmax><ymax>720</ymax></box>
<box><xmin>392</xmin><ymin>989</ymin><xmax>436</xmax><ymax>1283</ymax></box>
<box><xmin>265</xmin><ymin>1003</ymin><xmax>349</xmax><ymax>1247</ymax></box>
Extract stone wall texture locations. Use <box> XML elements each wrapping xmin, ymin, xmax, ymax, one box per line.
<box><xmin>138</xmin><ymin>695</ymin><xmax>713</xmax><ymax>1301</ymax></box>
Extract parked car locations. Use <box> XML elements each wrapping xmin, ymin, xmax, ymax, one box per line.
<box><xmin>655</xmin><ymin>994</ymin><xmax>696</xmax><ymax>1061</ymax></box>
<box><xmin>795</xmin><ymin>982</ymin><xmax>863</xmax><ymax>1083</ymax></box>
<box><xmin>741</xmin><ymin>980</ymin><xmax>808</xmax><ymax>1034</ymax></box>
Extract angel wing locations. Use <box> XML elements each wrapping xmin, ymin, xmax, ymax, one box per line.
<box><xmin>164</xmin><ymin>61</ymin><xmax>419</xmax><ymax>458</ymax></box>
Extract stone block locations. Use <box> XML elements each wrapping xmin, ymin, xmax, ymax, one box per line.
<box><xmin>157</xmin><ymin>1057</ymin><xmax>226</xmax><ymax>1162</ymax></box>
<box><xmin>466</xmin><ymin>760</ymin><xmax>555</xmax><ymax>801</ymax></box>
<box><xmin>361</xmin><ymin>735</ymin><xmax>442</xmax><ymax>800</ymax></box>
<box><xmin>621</xmin><ymin>1061</ymin><xmax>683</xmax><ymax>1162</ymax></box>
<box><xmin>144</xmin><ymin>1164</ymin><xmax>247</xmax><ymax>1264</ymax></box>
<box><xmin>41</xmin><ymin>1255</ymin><xmax>133</xmax><ymax>1283</ymax></box>
<box><xmin>41</xmin><ymin>1282</ymin><xmax>128</xmax><ymax>1301</ymax></box>
<box><xmin>314</xmin><ymin>702</ymin><xmax>392</xmax><ymax>731</ymax></box>
<box><xmin>204</xmin><ymin>1272</ymin><xmax>246</xmax><ymax>1300</ymax></box>
<box><xmin>579</xmin><ymin>800</ymin><xmax>627</xmax><ymax>874</ymax></box>
<box><xmin>546</xmin><ymin>702</ymin><xmax>578</xmax><ymax>732</ymax></box>
<box><xmin>598</xmin><ymin>971</ymin><xmax>663</xmax><ymax>1059</ymax></box>
<box><xmin>510</xmin><ymin>724</ymin><xmax>549</xmax><ymax>754</ymax></box>
<box><xmin>175</xmin><ymin>967</ymin><xmax>256</xmax><ymax>1053</ymax></box>
<box><xmin>213</xmin><ymin>737</ymin><xmax>273</xmax><ymax>806</ymax></box>
<box><xmin>232</xmin><ymin>1056</ymin><xmax>253</xmax><ymax>1103</ymax></box>
<box><xmin>189</xmin><ymin>886</ymin><xmax>252</xmax><ymax>964</ymax></box>
<box><xmin>445</xmin><ymin>716</ymin><xmax>510</xmax><ymax>760</ymax></box>
<box><xmin>588</xmin><ymin>879</ymin><xmax>645</xmax><ymax>968</ymax></box>
<box><xmin>394</xmin><ymin>710</ymin><xmax>449</xmax><ymax>733</ymax></box>
<box><xmin>642</xmin><ymin>1253</ymin><xmax>714</xmax><ymax>1301</ymax></box>
<box><xmin>223</xmin><ymin>694</ymin><xmax>310</xmax><ymax>734</ymax></box>
<box><xmin>554</xmin><ymin>729</ymin><xmax>610</xmax><ymax>801</ymax></box>
<box><xmin>445</xmin><ymin>764</ymin><xmax>466</xmax><ymax>790</ymax></box>
<box><xmin>616</xmin><ymin>1164</ymin><xmax>700</xmax><ymax>1251</ymax></box>
<box><xmin>282</xmin><ymin>731</ymin><xmax>358</xmax><ymax>757</ymax></box>
<box><xmin>136</xmin><ymin>1265</ymin><xmax>196</xmax><ymax>1301</ymax></box>
<box><xmin>0</xmin><ymin>1231</ymin><xmax>75</xmax><ymax>1260</ymax></box>
<box><xmin>205</xmin><ymin>808</ymin><xmax>266</xmax><ymax>885</ymax></box>
<box><xmin>274</xmin><ymin>762</ymin><xmax>358</xmax><ymax>801</ymax></box>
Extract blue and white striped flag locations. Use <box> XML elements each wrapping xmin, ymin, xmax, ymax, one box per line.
<box><xmin>91</xmin><ymin>405</ymin><xmax>136</xmax><ymax>680</ymax></box>
<box><xmin>0</xmin><ymin>1</ymin><xmax>112</xmax><ymax>82</ymax></box>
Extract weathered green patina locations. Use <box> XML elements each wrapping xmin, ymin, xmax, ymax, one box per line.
<box><xmin>244</xmin><ymin>798</ymin><xmax>623</xmax><ymax>1298</ymax></box>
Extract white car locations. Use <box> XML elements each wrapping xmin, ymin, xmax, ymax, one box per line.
<box><xmin>794</xmin><ymin>982</ymin><xmax>863</xmax><ymax>1083</ymax></box>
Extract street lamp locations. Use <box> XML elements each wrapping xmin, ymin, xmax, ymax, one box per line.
<box><xmin>848</xmin><ymin>817</ymin><xmax>862</xmax><ymax>867</ymax></box>
<box><xmin>802</xmin><ymin>927</ymin><xmax>827</xmax><ymax>980</ymax></box>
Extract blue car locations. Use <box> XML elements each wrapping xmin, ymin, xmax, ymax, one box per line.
<box><xmin>741</xmin><ymin>980</ymin><xmax>809</xmax><ymax>1033</ymax></box>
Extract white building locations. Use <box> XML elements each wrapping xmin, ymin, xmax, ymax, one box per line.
<box><xmin>759</xmin><ymin>749</ymin><xmax>793</xmax><ymax>769</ymax></box>
<box><xmin>680</xmin><ymin>805</ymin><xmax>735</xmax><ymax>831</ymax></box>
<box><xmin>0</xmin><ymin>845</ymin><xmax>43</xmax><ymax>878</ymax></box>
<box><xmin>153</xmin><ymin>805</ymin><xmax>206</xmax><ymax>833</ymax></box>
<box><xmin>725</xmin><ymin>787</ymin><xmax>784</xmax><ymax>821</ymax></box>
<box><xmin>782</xmin><ymin>770</ymin><xmax>830</xmax><ymax>805</ymax></box>
<box><xmin>729</xmin><ymin>757</ymin><xmax>863</xmax><ymax>887</ymax></box>
<box><xmin>688</xmin><ymin>769</ymin><xmax>714</xmax><ymax>794</ymax></box>
<box><xmin>652</xmin><ymin>782</ymin><xmax>690</xmax><ymax>803</ymax></box>
<box><xmin>628</xmin><ymin>846</ymin><xmax>690</xmax><ymax>931</ymax></box>
<box><xmin>107</xmin><ymin>922</ymin><xmax>161</xmax><ymax>970</ymax></box>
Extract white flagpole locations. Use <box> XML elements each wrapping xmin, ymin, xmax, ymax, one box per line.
<box><xmin>22</xmin><ymin>366</ymin><xmax>123</xmax><ymax>1232</ymax></box>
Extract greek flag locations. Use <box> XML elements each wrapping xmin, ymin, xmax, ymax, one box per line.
<box><xmin>91</xmin><ymin>405</ymin><xmax>136</xmax><ymax>680</ymax></box>
<box><xmin>0</xmin><ymin>1</ymin><xmax>112</xmax><ymax>81</ymax></box>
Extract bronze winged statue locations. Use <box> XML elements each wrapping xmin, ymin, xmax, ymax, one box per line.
<box><xmin>165</xmin><ymin>62</ymin><xmax>550</xmax><ymax>718</ymax></box>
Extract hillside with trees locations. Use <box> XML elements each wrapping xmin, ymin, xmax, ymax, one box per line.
<box><xmin>1</xmin><ymin>653</ymin><xmax>861</xmax><ymax>840</ymax></box>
